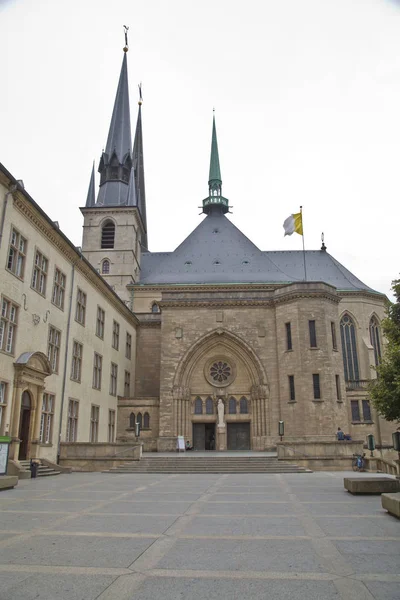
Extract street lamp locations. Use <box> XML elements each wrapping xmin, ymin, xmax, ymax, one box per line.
<box><xmin>367</xmin><ymin>434</ymin><xmax>375</xmax><ymax>457</ymax></box>
<box><xmin>278</xmin><ymin>421</ymin><xmax>284</xmax><ymax>442</ymax></box>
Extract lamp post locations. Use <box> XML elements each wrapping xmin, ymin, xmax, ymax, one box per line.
<box><xmin>366</xmin><ymin>434</ymin><xmax>375</xmax><ymax>457</ymax></box>
<box><xmin>278</xmin><ymin>421</ymin><xmax>284</xmax><ymax>442</ymax></box>
<box><xmin>135</xmin><ymin>421</ymin><xmax>141</xmax><ymax>439</ymax></box>
<box><xmin>392</xmin><ymin>431</ymin><xmax>400</xmax><ymax>479</ymax></box>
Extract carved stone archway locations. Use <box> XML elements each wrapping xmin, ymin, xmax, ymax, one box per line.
<box><xmin>10</xmin><ymin>352</ymin><xmax>52</xmax><ymax>461</ymax></box>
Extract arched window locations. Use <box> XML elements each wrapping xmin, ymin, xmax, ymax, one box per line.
<box><xmin>143</xmin><ymin>412</ymin><xmax>150</xmax><ymax>429</ymax></box>
<box><xmin>151</xmin><ymin>303</ymin><xmax>159</xmax><ymax>313</ymax></box>
<box><xmin>194</xmin><ymin>397</ymin><xmax>203</xmax><ymax>414</ymax></box>
<box><xmin>340</xmin><ymin>314</ymin><xmax>359</xmax><ymax>382</ymax></box>
<box><xmin>240</xmin><ymin>397</ymin><xmax>248</xmax><ymax>414</ymax></box>
<box><xmin>228</xmin><ymin>397</ymin><xmax>237</xmax><ymax>414</ymax></box>
<box><xmin>129</xmin><ymin>412</ymin><xmax>135</xmax><ymax>428</ymax></box>
<box><xmin>206</xmin><ymin>397</ymin><xmax>213</xmax><ymax>414</ymax></box>
<box><xmin>101</xmin><ymin>221</ymin><xmax>115</xmax><ymax>249</ymax></box>
<box><xmin>137</xmin><ymin>412</ymin><xmax>143</xmax><ymax>430</ymax></box>
<box><xmin>369</xmin><ymin>317</ymin><xmax>382</xmax><ymax>366</ymax></box>
<box><xmin>101</xmin><ymin>260</ymin><xmax>110</xmax><ymax>274</ymax></box>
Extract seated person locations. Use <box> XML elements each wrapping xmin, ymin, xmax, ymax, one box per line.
<box><xmin>337</xmin><ymin>427</ymin><xmax>345</xmax><ymax>441</ymax></box>
<box><xmin>185</xmin><ymin>440</ymin><xmax>193</xmax><ymax>451</ymax></box>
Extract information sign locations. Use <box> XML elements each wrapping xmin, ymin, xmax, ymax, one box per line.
<box><xmin>0</xmin><ymin>437</ymin><xmax>11</xmax><ymax>476</ymax></box>
<box><xmin>177</xmin><ymin>436</ymin><xmax>185</xmax><ymax>452</ymax></box>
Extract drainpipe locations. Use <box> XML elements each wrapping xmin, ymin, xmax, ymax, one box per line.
<box><xmin>0</xmin><ymin>183</ymin><xmax>20</xmax><ymax>248</ymax></box>
<box><xmin>57</xmin><ymin>263</ymin><xmax>75</xmax><ymax>463</ymax></box>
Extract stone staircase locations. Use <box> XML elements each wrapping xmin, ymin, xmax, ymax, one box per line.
<box><xmin>19</xmin><ymin>460</ymin><xmax>61</xmax><ymax>478</ymax></box>
<box><xmin>105</xmin><ymin>455</ymin><xmax>311</xmax><ymax>474</ymax></box>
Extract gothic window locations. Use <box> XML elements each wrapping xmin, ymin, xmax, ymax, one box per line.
<box><xmin>210</xmin><ymin>361</ymin><xmax>231</xmax><ymax>383</ymax></box>
<box><xmin>239</xmin><ymin>397</ymin><xmax>248</xmax><ymax>414</ymax></box>
<box><xmin>102</xmin><ymin>260</ymin><xmax>110</xmax><ymax>274</ymax></box>
<box><xmin>129</xmin><ymin>412</ymin><xmax>135</xmax><ymax>428</ymax></box>
<box><xmin>137</xmin><ymin>412</ymin><xmax>143</xmax><ymax>430</ymax></box>
<box><xmin>340</xmin><ymin>314</ymin><xmax>359</xmax><ymax>382</ymax></box>
<box><xmin>194</xmin><ymin>397</ymin><xmax>203</xmax><ymax>414</ymax></box>
<box><xmin>101</xmin><ymin>221</ymin><xmax>115</xmax><ymax>249</ymax></box>
<box><xmin>369</xmin><ymin>317</ymin><xmax>382</xmax><ymax>366</ymax></box>
<box><xmin>151</xmin><ymin>303</ymin><xmax>160</xmax><ymax>313</ymax></box>
<box><xmin>228</xmin><ymin>397</ymin><xmax>237</xmax><ymax>414</ymax></box>
<box><xmin>144</xmin><ymin>412</ymin><xmax>150</xmax><ymax>429</ymax></box>
<box><xmin>205</xmin><ymin>397</ymin><xmax>213</xmax><ymax>414</ymax></box>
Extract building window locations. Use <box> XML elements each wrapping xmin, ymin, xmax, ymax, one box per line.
<box><xmin>71</xmin><ymin>341</ymin><xmax>83</xmax><ymax>382</ymax></box>
<box><xmin>194</xmin><ymin>397</ymin><xmax>203</xmax><ymax>414</ymax></box>
<box><xmin>66</xmin><ymin>399</ymin><xmax>79</xmax><ymax>441</ymax></box>
<box><xmin>335</xmin><ymin>374</ymin><xmax>341</xmax><ymax>401</ymax></box>
<box><xmin>47</xmin><ymin>326</ymin><xmax>61</xmax><ymax>373</ymax></box>
<box><xmin>151</xmin><ymin>303</ymin><xmax>160</xmax><ymax>313</ymax></box>
<box><xmin>110</xmin><ymin>362</ymin><xmax>118</xmax><ymax>396</ymax></box>
<box><xmin>331</xmin><ymin>322</ymin><xmax>337</xmax><ymax>350</ymax></box>
<box><xmin>362</xmin><ymin>399</ymin><xmax>372</xmax><ymax>422</ymax></box>
<box><xmin>101</xmin><ymin>221</ymin><xmax>115</xmax><ymax>249</ymax></box>
<box><xmin>52</xmin><ymin>268</ymin><xmax>66</xmax><ymax>309</ymax></box>
<box><xmin>75</xmin><ymin>289</ymin><xmax>86</xmax><ymax>325</ymax></box>
<box><xmin>108</xmin><ymin>409</ymin><xmax>115</xmax><ymax>443</ymax></box>
<box><xmin>7</xmin><ymin>228</ymin><xmax>26</xmax><ymax>278</ymax></box>
<box><xmin>124</xmin><ymin>370</ymin><xmax>130</xmax><ymax>396</ymax></box>
<box><xmin>240</xmin><ymin>396</ymin><xmax>249</xmax><ymax>414</ymax></box>
<box><xmin>369</xmin><ymin>317</ymin><xmax>382</xmax><ymax>367</ymax></box>
<box><xmin>96</xmin><ymin>307</ymin><xmax>105</xmax><ymax>339</ymax></box>
<box><xmin>309</xmin><ymin>320</ymin><xmax>317</xmax><ymax>348</ymax></box>
<box><xmin>228</xmin><ymin>397</ymin><xmax>237</xmax><ymax>414</ymax></box>
<box><xmin>126</xmin><ymin>332</ymin><xmax>132</xmax><ymax>359</ymax></box>
<box><xmin>90</xmin><ymin>405</ymin><xmax>100</xmax><ymax>442</ymax></box>
<box><xmin>351</xmin><ymin>400</ymin><xmax>361</xmax><ymax>422</ymax></box>
<box><xmin>137</xmin><ymin>412</ymin><xmax>142</xmax><ymax>430</ymax></box>
<box><xmin>40</xmin><ymin>393</ymin><xmax>54</xmax><ymax>444</ymax></box>
<box><xmin>31</xmin><ymin>249</ymin><xmax>48</xmax><ymax>295</ymax></box>
<box><xmin>129</xmin><ymin>412</ymin><xmax>135</xmax><ymax>428</ymax></box>
<box><xmin>143</xmin><ymin>412</ymin><xmax>150</xmax><ymax>429</ymax></box>
<box><xmin>0</xmin><ymin>297</ymin><xmax>18</xmax><ymax>354</ymax></box>
<box><xmin>206</xmin><ymin>397</ymin><xmax>213</xmax><ymax>414</ymax></box>
<box><xmin>0</xmin><ymin>381</ymin><xmax>8</xmax><ymax>434</ymax></box>
<box><xmin>288</xmin><ymin>375</ymin><xmax>295</xmax><ymax>401</ymax></box>
<box><xmin>93</xmin><ymin>352</ymin><xmax>102</xmax><ymax>390</ymax></box>
<box><xmin>112</xmin><ymin>320</ymin><xmax>120</xmax><ymax>350</ymax></box>
<box><xmin>340</xmin><ymin>314</ymin><xmax>359</xmax><ymax>382</ymax></box>
<box><xmin>102</xmin><ymin>260</ymin><xmax>110</xmax><ymax>274</ymax></box>
<box><xmin>285</xmin><ymin>322</ymin><xmax>292</xmax><ymax>351</ymax></box>
<box><xmin>312</xmin><ymin>374</ymin><xmax>321</xmax><ymax>399</ymax></box>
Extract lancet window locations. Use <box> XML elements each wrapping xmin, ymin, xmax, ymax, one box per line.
<box><xmin>340</xmin><ymin>314</ymin><xmax>359</xmax><ymax>382</ymax></box>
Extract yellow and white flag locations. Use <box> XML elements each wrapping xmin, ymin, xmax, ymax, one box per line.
<box><xmin>283</xmin><ymin>212</ymin><xmax>303</xmax><ymax>236</ymax></box>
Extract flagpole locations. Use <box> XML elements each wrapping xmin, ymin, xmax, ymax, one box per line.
<box><xmin>300</xmin><ymin>205</ymin><xmax>307</xmax><ymax>281</ymax></box>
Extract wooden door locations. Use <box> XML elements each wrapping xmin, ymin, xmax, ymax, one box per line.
<box><xmin>18</xmin><ymin>409</ymin><xmax>31</xmax><ymax>460</ymax></box>
<box><xmin>227</xmin><ymin>423</ymin><xmax>250</xmax><ymax>450</ymax></box>
<box><xmin>192</xmin><ymin>423</ymin><xmax>205</xmax><ymax>451</ymax></box>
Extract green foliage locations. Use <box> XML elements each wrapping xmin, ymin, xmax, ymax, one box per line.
<box><xmin>369</xmin><ymin>279</ymin><xmax>400</xmax><ymax>422</ymax></box>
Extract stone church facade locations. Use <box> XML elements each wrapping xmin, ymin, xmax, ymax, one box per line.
<box><xmin>0</xmin><ymin>45</ymin><xmax>394</xmax><ymax>465</ymax></box>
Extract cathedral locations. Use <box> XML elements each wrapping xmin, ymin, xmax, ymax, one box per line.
<box><xmin>0</xmin><ymin>43</ymin><xmax>393</xmax><ymax>468</ymax></box>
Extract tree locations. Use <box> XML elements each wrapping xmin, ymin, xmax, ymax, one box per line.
<box><xmin>368</xmin><ymin>278</ymin><xmax>400</xmax><ymax>422</ymax></box>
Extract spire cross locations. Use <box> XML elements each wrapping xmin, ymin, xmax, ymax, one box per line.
<box><xmin>123</xmin><ymin>25</ymin><xmax>129</xmax><ymax>52</ymax></box>
<box><xmin>138</xmin><ymin>82</ymin><xmax>143</xmax><ymax>105</ymax></box>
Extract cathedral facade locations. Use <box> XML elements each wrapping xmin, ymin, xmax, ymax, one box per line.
<box><xmin>0</xmin><ymin>46</ymin><xmax>393</xmax><ymax>467</ymax></box>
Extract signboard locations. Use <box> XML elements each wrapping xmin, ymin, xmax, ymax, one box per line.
<box><xmin>177</xmin><ymin>436</ymin><xmax>185</xmax><ymax>452</ymax></box>
<box><xmin>0</xmin><ymin>437</ymin><xmax>11</xmax><ymax>476</ymax></box>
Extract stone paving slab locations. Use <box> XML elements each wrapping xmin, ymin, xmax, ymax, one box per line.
<box><xmin>364</xmin><ymin>581</ymin><xmax>400</xmax><ymax>600</ymax></box>
<box><xmin>90</xmin><ymin>500</ymin><xmax>193</xmax><ymax>514</ymax></box>
<box><xmin>0</xmin><ymin>512</ymin><xmax>62</xmax><ymax>532</ymax></box>
<box><xmin>196</xmin><ymin>501</ymin><xmax>294</xmax><ymax>515</ymax></box>
<box><xmin>55</xmin><ymin>513</ymin><xmax>178</xmax><ymax>534</ymax></box>
<box><xmin>315</xmin><ymin>516</ymin><xmax>400</xmax><ymax>538</ymax></box>
<box><xmin>182</xmin><ymin>515</ymin><xmax>308</xmax><ymax>537</ymax></box>
<box><xmin>332</xmin><ymin>539</ymin><xmax>400</xmax><ymax>574</ymax></box>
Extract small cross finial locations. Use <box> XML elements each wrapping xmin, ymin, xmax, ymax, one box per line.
<box><xmin>321</xmin><ymin>231</ymin><xmax>327</xmax><ymax>251</ymax></box>
<box><xmin>123</xmin><ymin>25</ymin><xmax>129</xmax><ymax>52</ymax></box>
<box><xmin>138</xmin><ymin>82</ymin><xmax>143</xmax><ymax>105</ymax></box>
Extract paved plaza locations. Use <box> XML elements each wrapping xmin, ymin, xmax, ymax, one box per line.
<box><xmin>0</xmin><ymin>471</ymin><xmax>399</xmax><ymax>599</ymax></box>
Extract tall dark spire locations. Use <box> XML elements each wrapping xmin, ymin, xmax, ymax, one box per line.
<box><xmin>96</xmin><ymin>41</ymin><xmax>133</xmax><ymax>206</ymax></box>
<box><xmin>203</xmin><ymin>112</ymin><xmax>229</xmax><ymax>214</ymax></box>
<box><xmin>132</xmin><ymin>84</ymin><xmax>148</xmax><ymax>248</ymax></box>
<box><xmin>85</xmin><ymin>162</ymin><xmax>96</xmax><ymax>207</ymax></box>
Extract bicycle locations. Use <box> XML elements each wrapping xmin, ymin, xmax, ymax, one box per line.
<box><xmin>352</xmin><ymin>453</ymin><xmax>366</xmax><ymax>472</ymax></box>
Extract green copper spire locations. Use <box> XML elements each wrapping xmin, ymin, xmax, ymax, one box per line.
<box><xmin>208</xmin><ymin>113</ymin><xmax>222</xmax><ymax>186</ymax></box>
<box><xmin>203</xmin><ymin>112</ymin><xmax>229</xmax><ymax>214</ymax></box>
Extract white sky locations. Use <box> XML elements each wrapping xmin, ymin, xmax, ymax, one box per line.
<box><xmin>1</xmin><ymin>0</ymin><xmax>399</xmax><ymax>298</ymax></box>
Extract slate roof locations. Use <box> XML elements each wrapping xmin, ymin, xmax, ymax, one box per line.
<box><xmin>139</xmin><ymin>211</ymin><xmax>379</xmax><ymax>293</ymax></box>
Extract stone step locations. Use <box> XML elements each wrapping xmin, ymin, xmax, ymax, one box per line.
<box><xmin>18</xmin><ymin>460</ymin><xmax>61</xmax><ymax>477</ymax></box>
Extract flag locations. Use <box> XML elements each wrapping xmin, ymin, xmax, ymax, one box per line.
<box><xmin>283</xmin><ymin>212</ymin><xmax>303</xmax><ymax>236</ymax></box>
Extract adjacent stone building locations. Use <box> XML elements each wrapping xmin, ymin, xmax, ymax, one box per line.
<box><xmin>0</xmin><ymin>44</ymin><xmax>393</xmax><ymax>465</ymax></box>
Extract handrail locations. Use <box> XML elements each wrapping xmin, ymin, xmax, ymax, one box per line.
<box><xmin>112</xmin><ymin>444</ymin><xmax>141</xmax><ymax>458</ymax></box>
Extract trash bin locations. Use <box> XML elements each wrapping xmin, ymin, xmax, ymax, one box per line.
<box><xmin>30</xmin><ymin>460</ymin><xmax>39</xmax><ymax>478</ymax></box>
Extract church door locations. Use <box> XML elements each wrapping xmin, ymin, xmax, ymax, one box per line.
<box><xmin>227</xmin><ymin>423</ymin><xmax>250</xmax><ymax>450</ymax></box>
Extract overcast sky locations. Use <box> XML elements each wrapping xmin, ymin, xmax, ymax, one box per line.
<box><xmin>1</xmin><ymin>0</ymin><xmax>399</xmax><ymax>298</ymax></box>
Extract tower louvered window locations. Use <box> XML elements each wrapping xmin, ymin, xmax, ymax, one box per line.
<box><xmin>101</xmin><ymin>222</ymin><xmax>115</xmax><ymax>249</ymax></box>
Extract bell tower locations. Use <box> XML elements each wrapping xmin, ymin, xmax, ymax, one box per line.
<box><xmin>80</xmin><ymin>29</ymin><xmax>148</xmax><ymax>304</ymax></box>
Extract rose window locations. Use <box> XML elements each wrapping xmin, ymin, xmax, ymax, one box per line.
<box><xmin>210</xmin><ymin>361</ymin><xmax>231</xmax><ymax>383</ymax></box>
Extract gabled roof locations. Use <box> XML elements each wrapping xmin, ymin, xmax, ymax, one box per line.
<box><xmin>139</xmin><ymin>212</ymin><xmax>379</xmax><ymax>293</ymax></box>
